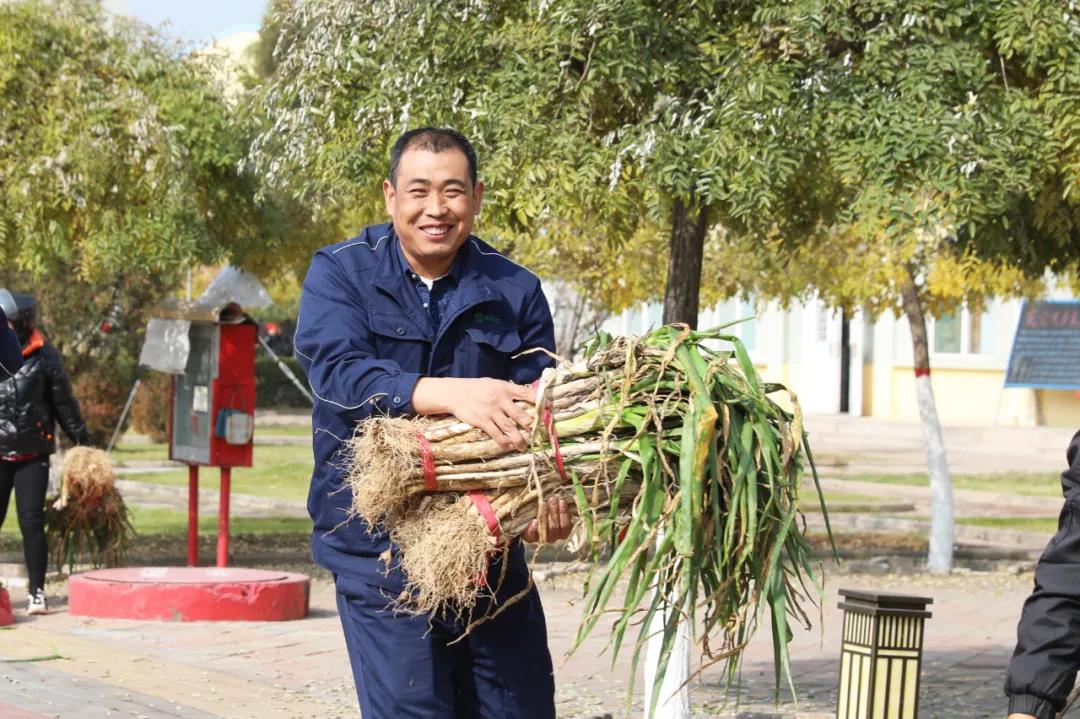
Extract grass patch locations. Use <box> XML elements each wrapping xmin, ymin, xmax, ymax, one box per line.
<box><xmin>109</xmin><ymin>426</ymin><xmax>311</xmax><ymax>465</ymax></box>
<box><xmin>1</xmin><ymin>507</ymin><xmax>310</xmax><ymax>539</ymax></box>
<box><xmin>110</xmin><ymin>440</ymin><xmax>169</xmax><ymax>463</ymax></box>
<box><xmin>802</xmin><ymin>493</ymin><xmax>906</xmax><ymax>514</ymax></box>
<box><xmin>822</xmin><ymin>493</ymin><xmax>888</xmax><ymax>505</ymax></box>
<box><xmin>254</xmin><ymin>424</ymin><xmax>312</xmax><ymax>437</ymax></box>
<box><xmin>128</xmin><ymin>507</ymin><xmax>311</xmax><ymax>535</ymax></box>
<box><xmin>835</xmin><ymin>472</ymin><xmax>1062</xmax><ymax>497</ymax></box>
<box><xmin>956</xmin><ymin>516</ymin><xmax>1059</xmax><ymax>534</ymax></box>
<box><xmin>119</xmin><ymin>444</ymin><xmax>313</xmax><ymax>501</ymax></box>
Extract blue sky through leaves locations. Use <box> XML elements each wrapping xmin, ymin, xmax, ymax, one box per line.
<box><xmin>106</xmin><ymin>0</ymin><xmax>267</xmax><ymax>44</ymax></box>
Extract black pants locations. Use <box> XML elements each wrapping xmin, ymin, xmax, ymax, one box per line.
<box><xmin>0</xmin><ymin>457</ymin><xmax>49</xmax><ymax>593</ymax></box>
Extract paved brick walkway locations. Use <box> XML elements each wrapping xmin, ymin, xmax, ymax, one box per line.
<box><xmin>2</xmin><ymin>414</ymin><xmax>1070</xmax><ymax>717</ymax></box>
<box><xmin>805</xmin><ymin>413</ymin><xmax>1074</xmax><ymax>477</ymax></box>
<box><xmin>0</xmin><ymin>567</ymin><xmax>1054</xmax><ymax>718</ymax></box>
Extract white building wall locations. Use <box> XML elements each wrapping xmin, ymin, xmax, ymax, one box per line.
<box><xmin>867</xmin><ymin>299</ymin><xmax>1044</xmax><ymax>426</ymax></box>
<box><xmin>599</xmin><ymin>296</ymin><xmax>863</xmax><ymax>416</ymax></box>
<box><xmin>591</xmin><ymin>291</ymin><xmax>1080</xmax><ymax>426</ymax></box>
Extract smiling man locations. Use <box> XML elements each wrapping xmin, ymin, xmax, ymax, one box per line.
<box><xmin>295</xmin><ymin>128</ymin><xmax>568</xmax><ymax>718</ymax></box>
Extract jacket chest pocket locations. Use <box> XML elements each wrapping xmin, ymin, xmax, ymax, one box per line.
<box><xmin>457</xmin><ymin>326</ymin><xmax>522</xmax><ymax>379</ymax></box>
<box><xmin>368</xmin><ymin>312</ymin><xmax>429</xmax><ymax>372</ymax></box>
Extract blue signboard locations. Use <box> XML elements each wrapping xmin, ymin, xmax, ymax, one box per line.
<box><xmin>1004</xmin><ymin>300</ymin><xmax>1080</xmax><ymax>390</ymax></box>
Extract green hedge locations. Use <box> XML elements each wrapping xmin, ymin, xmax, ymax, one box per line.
<box><xmin>256</xmin><ymin>352</ymin><xmax>311</xmax><ymax>409</ymax></box>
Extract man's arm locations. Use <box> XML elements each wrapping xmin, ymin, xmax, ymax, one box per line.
<box><xmin>418</xmin><ymin>277</ymin><xmax>569</xmax><ymax>544</ymax></box>
<box><xmin>294</xmin><ymin>251</ymin><xmax>424</xmax><ymax>422</ymax></box>
<box><xmin>413</xmin><ymin>280</ymin><xmax>557</xmax><ymax>451</ymax></box>
<box><xmin>413</xmin><ymin>377</ymin><xmax>535</xmax><ymax>451</ymax></box>
<box><xmin>1005</xmin><ymin>430</ymin><xmax>1080</xmax><ymax>719</ymax></box>
<box><xmin>0</xmin><ymin>322</ymin><xmax>21</xmax><ymax>378</ymax></box>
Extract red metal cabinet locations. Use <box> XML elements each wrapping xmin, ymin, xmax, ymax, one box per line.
<box><xmin>168</xmin><ymin>322</ymin><xmax>256</xmax><ymax>468</ymax></box>
<box><xmin>165</xmin><ymin>317</ymin><xmax>257</xmax><ymax>568</ymax></box>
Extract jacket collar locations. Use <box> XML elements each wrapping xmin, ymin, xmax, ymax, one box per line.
<box><xmin>394</xmin><ymin>235</ymin><xmax>462</xmax><ymax>285</ymax></box>
<box><xmin>373</xmin><ymin>226</ymin><xmax>500</xmax><ymax>305</ymax></box>
<box><xmin>21</xmin><ymin>329</ymin><xmax>44</xmax><ymax>357</ymax></box>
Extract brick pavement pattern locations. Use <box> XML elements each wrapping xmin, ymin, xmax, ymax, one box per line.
<box><xmin>0</xmin><ymin>569</ymin><xmax>1061</xmax><ymax>718</ymax></box>
<box><xmin>2</xmin><ymin>413</ymin><xmax>1074</xmax><ymax>717</ymax></box>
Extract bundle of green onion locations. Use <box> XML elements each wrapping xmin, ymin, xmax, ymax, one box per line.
<box><xmin>345</xmin><ymin>323</ymin><xmax>830</xmax><ymax>703</ymax></box>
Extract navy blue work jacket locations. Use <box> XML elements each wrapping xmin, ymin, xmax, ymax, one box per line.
<box><xmin>295</xmin><ymin>223</ymin><xmax>555</xmax><ymax>586</ymax></box>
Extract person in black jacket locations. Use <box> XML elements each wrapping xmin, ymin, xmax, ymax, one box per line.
<box><xmin>1006</xmin><ymin>429</ymin><xmax>1080</xmax><ymax>719</ymax></box>
<box><xmin>0</xmin><ymin>290</ymin><xmax>89</xmax><ymax>615</ymax></box>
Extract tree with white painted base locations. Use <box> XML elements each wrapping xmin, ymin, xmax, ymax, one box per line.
<box><xmin>901</xmin><ymin>278</ymin><xmax>955</xmax><ymax>573</ymax></box>
<box><xmin>704</xmin><ymin>0</ymin><xmax>1080</xmax><ymax>573</ymax></box>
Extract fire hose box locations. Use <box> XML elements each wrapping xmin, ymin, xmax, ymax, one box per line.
<box><xmin>168</xmin><ymin>305</ymin><xmax>256</xmax><ymax>468</ymax></box>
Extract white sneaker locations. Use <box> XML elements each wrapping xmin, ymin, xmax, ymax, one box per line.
<box><xmin>26</xmin><ymin>589</ymin><xmax>47</xmax><ymax>616</ymax></box>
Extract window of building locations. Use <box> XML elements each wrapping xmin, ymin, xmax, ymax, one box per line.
<box><xmin>932</xmin><ymin>308</ymin><xmax>991</xmax><ymax>356</ymax></box>
<box><xmin>976</xmin><ymin>308</ymin><xmax>994</xmax><ymax>354</ymax></box>
<box><xmin>933</xmin><ymin>313</ymin><xmax>962</xmax><ymax>353</ymax></box>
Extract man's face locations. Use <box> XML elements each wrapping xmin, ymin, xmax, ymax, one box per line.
<box><xmin>384</xmin><ymin>146</ymin><xmax>484</xmax><ymax>277</ymax></box>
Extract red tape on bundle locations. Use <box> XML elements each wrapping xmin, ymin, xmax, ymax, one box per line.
<box><xmin>416</xmin><ymin>431</ymin><xmax>438</xmax><ymax>492</ymax></box>
<box><xmin>543</xmin><ymin>408</ymin><xmax>569</xmax><ymax>484</ymax></box>
<box><xmin>530</xmin><ymin>379</ymin><xmax>569</xmax><ymax>484</ymax></box>
<box><xmin>468</xmin><ymin>490</ymin><xmax>501</xmax><ymax>588</ymax></box>
<box><xmin>914</xmin><ymin>367</ymin><xmax>931</xmax><ymax>378</ymax></box>
<box><xmin>468</xmin><ymin>490</ymin><xmax>501</xmax><ymax>542</ymax></box>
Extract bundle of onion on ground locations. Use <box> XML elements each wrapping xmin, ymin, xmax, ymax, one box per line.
<box><xmin>344</xmin><ymin>323</ymin><xmax>830</xmax><ymax>699</ymax></box>
<box><xmin>45</xmin><ymin>446</ymin><xmax>133</xmax><ymax>573</ymax></box>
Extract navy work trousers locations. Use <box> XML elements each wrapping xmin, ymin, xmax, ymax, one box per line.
<box><xmin>334</xmin><ymin>561</ymin><xmax>556</xmax><ymax>718</ymax></box>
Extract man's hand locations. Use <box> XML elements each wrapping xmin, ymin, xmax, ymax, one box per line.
<box><xmin>1007</xmin><ymin>715</ymin><xmax>1038</xmax><ymax>719</ymax></box>
<box><xmin>412</xmin><ymin>377</ymin><xmax>536</xmax><ymax>451</ymax></box>
<box><xmin>522</xmin><ymin>497</ymin><xmax>572</xmax><ymax>543</ymax></box>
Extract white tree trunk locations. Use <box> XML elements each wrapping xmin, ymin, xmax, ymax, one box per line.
<box><xmin>644</xmin><ymin>529</ymin><xmax>691</xmax><ymax>718</ymax></box>
<box><xmin>915</xmin><ymin>373</ymin><xmax>954</xmax><ymax>572</ymax></box>
<box><xmin>901</xmin><ymin>276</ymin><xmax>955</xmax><ymax>574</ymax></box>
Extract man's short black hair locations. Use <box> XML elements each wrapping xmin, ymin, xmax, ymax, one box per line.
<box><xmin>388</xmin><ymin>127</ymin><xmax>478</xmax><ymax>187</ymax></box>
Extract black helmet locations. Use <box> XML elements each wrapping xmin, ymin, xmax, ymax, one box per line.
<box><xmin>0</xmin><ymin>290</ymin><xmax>36</xmax><ymax>344</ymax></box>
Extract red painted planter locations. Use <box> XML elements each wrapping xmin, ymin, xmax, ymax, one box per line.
<box><xmin>68</xmin><ymin>567</ymin><xmax>310</xmax><ymax>622</ymax></box>
<box><xmin>0</xmin><ymin>586</ymin><xmax>13</xmax><ymax>626</ymax></box>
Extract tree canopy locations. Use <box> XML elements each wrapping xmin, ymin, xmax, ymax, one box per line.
<box><xmin>707</xmin><ymin>0</ymin><xmax>1080</xmax><ymax>317</ymax></box>
<box><xmin>701</xmin><ymin>0</ymin><xmax>1080</xmax><ymax>571</ymax></box>
<box><xmin>247</xmin><ymin>0</ymin><xmax>813</xmax><ymax>321</ymax></box>
<box><xmin>2</xmin><ymin>0</ymin><xmax>294</xmax><ymax>281</ymax></box>
<box><xmin>0</xmin><ymin>0</ymin><xmax>326</xmax><ymax>438</ymax></box>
